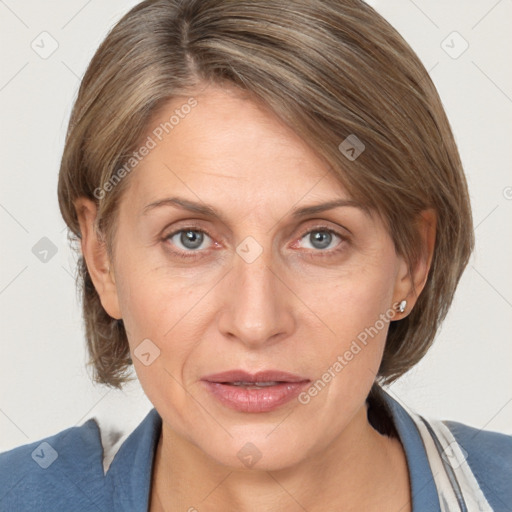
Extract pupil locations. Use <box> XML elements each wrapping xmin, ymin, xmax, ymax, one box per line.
<box><xmin>311</xmin><ymin>231</ymin><xmax>331</xmax><ymax>249</ymax></box>
<box><xmin>181</xmin><ymin>230</ymin><xmax>203</xmax><ymax>249</ymax></box>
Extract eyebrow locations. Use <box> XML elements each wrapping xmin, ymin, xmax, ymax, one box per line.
<box><xmin>142</xmin><ymin>196</ymin><xmax>367</xmax><ymax>221</ymax></box>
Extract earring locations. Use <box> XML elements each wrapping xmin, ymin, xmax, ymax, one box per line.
<box><xmin>397</xmin><ymin>300</ymin><xmax>407</xmax><ymax>313</ymax></box>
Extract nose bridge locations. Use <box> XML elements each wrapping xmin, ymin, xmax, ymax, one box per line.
<box><xmin>217</xmin><ymin>241</ymin><xmax>293</xmax><ymax>347</ymax></box>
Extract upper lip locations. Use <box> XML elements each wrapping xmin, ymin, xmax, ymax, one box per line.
<box><xmin>201</xmin><ymin>370</ymin><xmax>310</xmax><ymax>383</ymax></box>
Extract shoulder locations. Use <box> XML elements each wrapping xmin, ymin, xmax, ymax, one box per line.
<box><xmin>0</xmin><ymin>418</ymin><xmax>109</xmax><ymax>511</ymax></box>
<box><xmin>378</xmin><ymin>387</ymin><xmax>512</xmax><ymax>510</ymax></box>
<box><xmin>0</xmin><ymin>408</ymin><xmax>161</xmax><ymax>512</ymax></box>
<box><xmin>443</xmin><ymin>420</ymin><xmax>512</xmax><ymax>508</ymax></box>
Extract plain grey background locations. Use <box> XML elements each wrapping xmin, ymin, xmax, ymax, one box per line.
<box><xmin>1</xmin><ymin>0</ymin><xmax>511</xmax><ymax>452</ymax></box>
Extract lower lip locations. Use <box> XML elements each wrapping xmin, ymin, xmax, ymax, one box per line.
<box><xmin>202</xmin><ymin>381</ymin><xmax>310</xmax><ymax>413</ymax></box>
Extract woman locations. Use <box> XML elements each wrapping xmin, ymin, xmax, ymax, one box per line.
<box><xmin>0</xmin><ymin>0</ymin><xmax>510</xmax><ymax>510</ymax></box>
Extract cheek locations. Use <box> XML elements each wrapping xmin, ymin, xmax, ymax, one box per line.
<box><xmin>293</xmin><ymin>292</ymin><xmax>392</xmax><ymax>438</ymax></box>
<box><xmin>113</xmin><ymin>235</ymin><xmax>194</xmax><ymax>335</ymax></box>
<box><xmin>300</xmin><ymin>250</ymin><xmax>397</xmax><ymax>388</ymax></box>
<box><xmin>114</xmin><ymin>254</ymin><xmax>218</xmax><ymax>388</ymax></box>
<box><xmin>115</xmin><ymin>266</ymin><xmax>204</xmax><ymax>412</ymax></box>
<box><xmin>309</xmin><ymin>251</ymin><xmax>396</xmax><ymax>339</ymax></box>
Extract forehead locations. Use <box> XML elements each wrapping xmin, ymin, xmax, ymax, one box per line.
<box><xmin>124</xmin><ymin>86</ymin><xmax>357</xmax><ymax>216</ymax></box>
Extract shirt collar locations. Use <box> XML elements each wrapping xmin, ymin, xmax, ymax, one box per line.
<box><xmin>380</xmin><ymin>389</ymin><xmax>442</xmax><ymax>511</ymax></box>
<box><xmin>106</xmin><ymin>407</ymin><xmax>161</xmax><ymax>511</ymax></box>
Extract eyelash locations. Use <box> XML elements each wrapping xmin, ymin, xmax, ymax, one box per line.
<box><xmin>162</xmin><ymin>225</ymin><xmax>348</xmax><ymax>260</ymax></box>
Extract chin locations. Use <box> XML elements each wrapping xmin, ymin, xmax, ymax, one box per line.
<box><xmin>196</xmin><ymin>427</ymin><xmax>315</xmax><ymax>473</ymax></box>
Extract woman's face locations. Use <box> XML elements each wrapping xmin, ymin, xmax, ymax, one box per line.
<box><xmin>94</xmin><ymin>86</ymin><xmax>416</xmax><ymax>470</ymax></box>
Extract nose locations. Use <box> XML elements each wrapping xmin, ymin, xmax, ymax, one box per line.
<box><xmin>216</xmin><ymin>245</ymin><xmax>296</xmax><ymax>349</ymax></box>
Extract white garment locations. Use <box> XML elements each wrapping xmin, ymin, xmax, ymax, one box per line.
<box><xmin>398</xmin><ymin>398</ymin><xmax>493</xmax><ymax>512</ymax></box>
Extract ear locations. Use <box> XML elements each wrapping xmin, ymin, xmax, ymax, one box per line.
<box><xmin>391</xmin><ymin>208</ymin><xmax>437</xmax><ymax>318</ymax></box>
<box><xmin>74</xmin><ymin>197</ymin><xmax>122</xmax><ymax>320</ymax></box>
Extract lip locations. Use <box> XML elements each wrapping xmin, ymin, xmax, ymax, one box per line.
<box><xmin>202</xmin><ymin>370</ymin><xmax>308</xmax><ymax>384</ymax></box>
<box><xmin>201</xmin><ymin>370</ymin><xmax>310</xmax><ymax>413</ymax></box>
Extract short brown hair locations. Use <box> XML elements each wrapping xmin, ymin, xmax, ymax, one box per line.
<box><xmin>58</xmin><ymin>0</ymin><xmax>474</xmax><ymax>388</ymax></box>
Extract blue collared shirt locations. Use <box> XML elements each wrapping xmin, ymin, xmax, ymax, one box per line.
<box><xmin>1</xmin><ymin>390</ymin><xmax>510</xmax><ymax>511</ymax></box>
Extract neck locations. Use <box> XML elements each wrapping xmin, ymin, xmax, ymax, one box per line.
<box><xmin>150</xmin><ymin>402</ymin><xmax>411</xmax><ymax>512</ymax></box>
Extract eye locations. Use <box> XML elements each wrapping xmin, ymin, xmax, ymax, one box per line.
<box><xmin>162</xmin><ymin>225</ymin><xmax>347</xmax><ymax>261</ymax></box>
<box><xmin>296</xmin><ymin>227</ymin><xmax>346</xmax><ymax>254</ymax></box>
<box><xmin>164</xmin><ymin>228</ymin><xmax>214</xmax><ymax>257</ymax></box>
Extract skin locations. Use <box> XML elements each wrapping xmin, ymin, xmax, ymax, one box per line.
<box><xmin>75</xmin><ymin>85</ymin><xmax>436</xmax><ymax>512</ymax></box>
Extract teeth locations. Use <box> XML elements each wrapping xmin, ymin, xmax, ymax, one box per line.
<box><xmin>230</xmin><ymin>381</ymin><xmax>281</xmax><ymax>387</ymax></box>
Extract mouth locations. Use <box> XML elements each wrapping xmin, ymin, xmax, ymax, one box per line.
<box><xmin>201</xmin><ymin>370</ymin><xmax>310</xmax><ymax>413</ymax></box>
<box><xmin>223</xmin><ymin>381</ymin><xmax>287</xmax><ymax>388</ymax></box>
